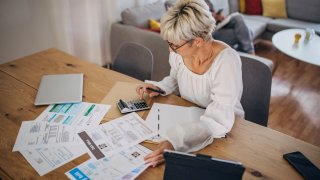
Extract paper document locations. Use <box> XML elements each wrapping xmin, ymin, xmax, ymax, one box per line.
<box><xmin>66</xmin><ymin>144</ymin><xmax>151</xmax><ymax>180</ymax></box>
<box><xmin>20</xmin><ymin>145</ymin><xmax>86</xmax><ymax>176</ymax></box>
<box><xmin>216</xmin><ymin>12</ymin><xmax>239</xmax><ymax>30</ymax></box>
<box><xmin>12</xmin><ymin>102</ymin><xmax>111</xmax><ymax>176</ymax></box>
<box><xmin>145</xmin><ymin>103</ymin><xmax>205</xmax><ymax>143</ymax></box>
<box><xmin>78</xmin><ymin>112</ymin><xmax>156</xmax><ymax>159</ymax></box>
<box><xmin>35</xmin><ymin>102</ymin><xmax>111</xmax><ymax>127</ymax></box>
<box><xmin>13</xmin><ymin>121</ymin><xmax>80</xmax><ymax>151</ymax></box>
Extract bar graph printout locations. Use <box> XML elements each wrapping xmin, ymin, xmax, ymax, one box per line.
<box><xmin>35</xmin><ymin>102</ymin><xmax>111</xmax><ymax>127</ymax></box>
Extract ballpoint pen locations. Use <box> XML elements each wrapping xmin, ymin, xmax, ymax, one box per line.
<box><xmin>146</xmin><ymin>87</ymin><xmax>165</xmax><ymax>94</ymax></box>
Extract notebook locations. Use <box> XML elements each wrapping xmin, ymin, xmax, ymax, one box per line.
<box><xmin>163</xmin><ymin>150</ymin><xmax>245</xmax><ymax>180</ymax></box>
<box><xmin>34</xmin><ymin>73</ymin><xmax>83</xmax><ymax>105</ymax></box>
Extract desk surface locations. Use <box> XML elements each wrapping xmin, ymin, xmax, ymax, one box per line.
<box><xmin>0</xmin><ymin>49</ymin><xmax>319</xmax><ymax>180</ymax></box>
<box><xmin>272</xmin><ymin>29</ymin><xmax>320</xmax><ymax>66</ymax></box>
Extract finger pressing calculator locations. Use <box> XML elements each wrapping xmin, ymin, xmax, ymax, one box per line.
<box><xmin>117</xmin><ymin>99</ymin><xmax>150</xmax><ymax>114</ymax></box>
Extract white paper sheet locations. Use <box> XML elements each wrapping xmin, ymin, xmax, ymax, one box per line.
<box><xmin>78</xmin><ymin>113</ymin><xmax>156</xmax><ymax>159</ymax></box>
<box><xmin>35</xmin><ymin>102</ymin><xmax>111</xmax><ymax>127</ymax></box>
<box><xmin>65</xmin><ymin>144</ymin><xmax>151</xmax><ymax>180</ymax></box>
<box><xmin>20</xmin><ymin>144</ymin><xmax>86</xmax><ymax>176</ymax></box>
<box><xmin>145</xmin><ymin>103</ymin><xmax>205</xmax><ymax>143</ymax></box>
<box><xmin>13</xmin><ymin>121</ymin><xmax>80</xmax><ymax>151</ymax></box>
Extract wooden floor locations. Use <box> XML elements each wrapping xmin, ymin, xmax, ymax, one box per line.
<box><xmin>255</xmin><ymin>41</ymin><xmax>320</xmax><ymax>147</ymax></box>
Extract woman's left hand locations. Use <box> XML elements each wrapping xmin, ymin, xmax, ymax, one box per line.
<box><xmin>144</xmin><ymin>140</ymin><xmax>174</xmax><ymax>167</ymax></box>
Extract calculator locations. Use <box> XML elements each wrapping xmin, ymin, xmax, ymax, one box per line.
<box><xmin>117</xmin><ymin>99</ymin><xmax>150</xmax><ymax>114</ymax></box>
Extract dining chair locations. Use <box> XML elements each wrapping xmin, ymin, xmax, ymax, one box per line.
<box><xmin>112</xmin><ymin>42</ymin><xmax>154</xmax><ymax>81</ymax></box>
<box><xmin>239</xmin><ymin>52</ymin><xmax>273</xmax><ymax>126</ymax></box>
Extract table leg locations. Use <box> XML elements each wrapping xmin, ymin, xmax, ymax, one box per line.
<box><xmin>272</xmin><ymin>50</ymin><xmax>284</xmax><ymax>75</ymax></box>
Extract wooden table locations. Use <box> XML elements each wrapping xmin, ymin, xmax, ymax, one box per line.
<box><xmin>0</xmin><ymin>49</ymin><xmax>319</xmax><ymax>180</ymax></box>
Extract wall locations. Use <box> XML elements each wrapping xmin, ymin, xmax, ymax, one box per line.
<box><xmin>0</xmin><ymin>0</ymin><xmax>159</xmax><ymax>65</ymax></box>
<box><xmin>0</xmin><ymin>0</ymin><xmax>55</xmax><ymax>64</ymax></box>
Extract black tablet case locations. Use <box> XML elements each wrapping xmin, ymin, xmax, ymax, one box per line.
<box><xmin>164</xmin><ymin>151</ymin><xmax>245</xmax><ymax>180</ymax></box>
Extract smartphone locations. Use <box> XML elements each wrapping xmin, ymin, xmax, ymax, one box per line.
<box><xmin>216</xmin><ymin>8</ymin><xmax>224</xmax><ymax>15</ymax></box>
<box><xmin>283</xmin><ymin>151</ymin><xmax>320</xmax><ymax>179</ymax></box>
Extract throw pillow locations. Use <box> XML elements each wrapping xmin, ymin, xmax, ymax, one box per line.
<box><xmin>262</xmin><ymin>0</ymin><xmax>287</xmax><ymax>18</ymax></box>
<box><xmin>245</xmin><ymin>0</ymin><xmax>262</xmax><ymax>15</ymax></box>
<box><xmin>149</xmin><ymin>19</ymin><xmax>161</xmax><ymax>32</ymax></box>
<box><xmin>121</xmin><ymin>0</ymin><xmax>166</xmax><ymax>28</ymax></box>
<box><xmin>239</xmin><ymin>0</ymin><xmax>245</xmax><ymax>13</ymax></box>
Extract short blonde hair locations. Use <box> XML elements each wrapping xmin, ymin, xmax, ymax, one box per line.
<box><xmin>160</xmin><ymin>0</ymin><xmax>216</xmax><ymax>45</ymax></box>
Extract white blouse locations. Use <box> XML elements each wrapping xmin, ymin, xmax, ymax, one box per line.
<box><xmin>145</xmin><ymin>48</ymin><xmax>244</xmax><ymax>152</ymax></box>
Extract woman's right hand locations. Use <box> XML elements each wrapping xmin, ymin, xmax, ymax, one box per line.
<box><xmin>136</xmin><ymin>83</ymin><xmax>162</xmax><ymax>99</ymax></box>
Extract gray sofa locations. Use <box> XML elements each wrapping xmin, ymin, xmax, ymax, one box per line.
<box><xmin>110</xmin><ymin>0</ymin><xmax>319</xmax><ymax>80</ymax></box>
<box><xmin>228</xmin><ymin>0</ymin><xmax>320</xmax><ymax>40</ymax></box>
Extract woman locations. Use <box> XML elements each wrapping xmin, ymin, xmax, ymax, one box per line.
<box><xmin>137</xmin><ymin>0</ymin><xmax>244</xmax><ymax>167</ymax></box>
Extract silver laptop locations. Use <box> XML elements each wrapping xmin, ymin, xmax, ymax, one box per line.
<box><xmin>35</xmin><ymin>73</ymin><xmax>83</xmax><ymax>105</ymax></box>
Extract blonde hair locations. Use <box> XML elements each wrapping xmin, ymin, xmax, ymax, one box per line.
<box><xmin>160</xmin><ymin>0</ymin><xmax>216</xmax><ymax>45</ymax></box>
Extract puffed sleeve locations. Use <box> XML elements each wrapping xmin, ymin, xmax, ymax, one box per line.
<box><xmin>145</xmin><ymin>52</ymin><xmax>181</xmax><ymax>95</ymax></box>
<box><xmin>163</xmin><ymin>49</ymin><xmax>243</xmax><ymax>152</ymax></box>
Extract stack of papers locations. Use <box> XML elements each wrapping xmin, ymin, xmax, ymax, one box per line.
<box><xmin>13</xmin><ymin>102</ymin><xmax>111</xmax><ymax>176</ymax></box>
<box><xmin>13</xmin><ymin>102</ymin><xmax>156</xmax><ymax>179</ymax></box>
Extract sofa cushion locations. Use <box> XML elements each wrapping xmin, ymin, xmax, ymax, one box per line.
<box><xmin>242</xmin><ymin>15</ymin><xmax>272</xmax><ymax>39</ymax></box>
<box><xmin>243</xmin><ymin>19</ymin><xmax>267</xmax><ymax>39</ymax></box>
<box><xmin>121</xmin><ymin>0</ymin><xmax>166</xmax><ymax>28</ymax></box>
<box><xmin>149</xmin><ymin>19</ymin><xmax>161</xmax><ymax>32</ymax></box>
<box><xmin>267</xmin><ymin>18</ymin><xmax>320</xmax><ymax>34</ymax></box>
<box><xmin>228</xmin><ymin>0</ymin><xmax>239</xmax><ymax>13</ymax></box>
<box><xmin>245</xmin><ymin>0</ymin><xmax>262</xmax><ymax>15</ymax></box>
<box><xmin>286</xmin><ymin>0</ymin><xmax>320</xmax><ymax>23</ymax></box>
<box><xmin>239</xmin><ymin>0</ymin><xmax>245</xmax><ymax>13</ymax></box>
<box><xmin>242</xmin><ymin>14</ymin><xmax>273</xmax><ymax>22</ymax></box>
<box><xmin>262</xmin><ymin>0</ymin><xmax>287</xmax><ymax>18</ymax></box>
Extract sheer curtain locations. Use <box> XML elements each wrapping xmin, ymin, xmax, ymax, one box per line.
<box><xmin>49</xmin><ymin>0</ymin><xmax>116</xmax><ymax>66</ymax></box>
<box><xmin>49</xmin><ymin>0</ymin><xmax>158</xmax><ymax>66</ymax></box>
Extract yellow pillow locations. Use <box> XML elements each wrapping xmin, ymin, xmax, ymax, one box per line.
<box><xmin>149</xmin><ymin>19</ymin><xmax>160</xmax><ymax>31</ymax></box>
<box><xmin>262</xmin><ymin>0</ymin><xmax>287</xmax><ymax>18</ymax></box>
<box><xmin>239</xmin><ymin>0</ymin><xmax>245</xmax><ymax>13</ymax></box>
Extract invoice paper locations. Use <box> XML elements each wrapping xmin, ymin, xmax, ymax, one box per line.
<box><xmin>145</xmin><ymin>103</ymin><xmax>205</xmax><ymax>143</ymax></box>
<box><xmin>35</xmin><ymin>102</ymin><xmax>111</xmax><ymax>127</ymax></box>
<box><xmin>20</xmin><ymin>144</ymin><xmax>86</xmax><ymax>176</ymax></box>
<box><xmin>66</xmin><ymin>144</ymin><xmax>151</xmax><ymax>180</ymax></box>
<box><xmin>78</xmin><ymin>112</ymin><xmax>156</xmax><ymax>159</ymax></box>
<box><xmin>13</xmin><ymin>121</ymin><xmax>80</xmax><ymax>151</ymax></box>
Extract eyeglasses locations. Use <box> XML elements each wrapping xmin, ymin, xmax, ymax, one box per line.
<box><xmin>167</xmin><ymin>39</ymin><xmax>193</xmax><ymax>52</ymax></box>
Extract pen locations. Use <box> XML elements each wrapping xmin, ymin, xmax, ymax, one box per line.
<box><xmin>158</xmin><ymin>109</ymin><xmax>160</xmax><ymax>137</ymax></box>
<box><xmin>146</xmin><ymin>87</ymin><xmax>165</xmax><ymax>94</ymax></box>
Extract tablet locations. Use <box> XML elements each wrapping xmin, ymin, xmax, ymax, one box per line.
<box><xmin>163</xmin><ymin>150</ymin><xmax>245</xmax><ymax>180</ymax></box>
<box><xmin>34</xmin><ymin>73</ymin><xmax>83</xmax><ymax>105</ymax></box>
